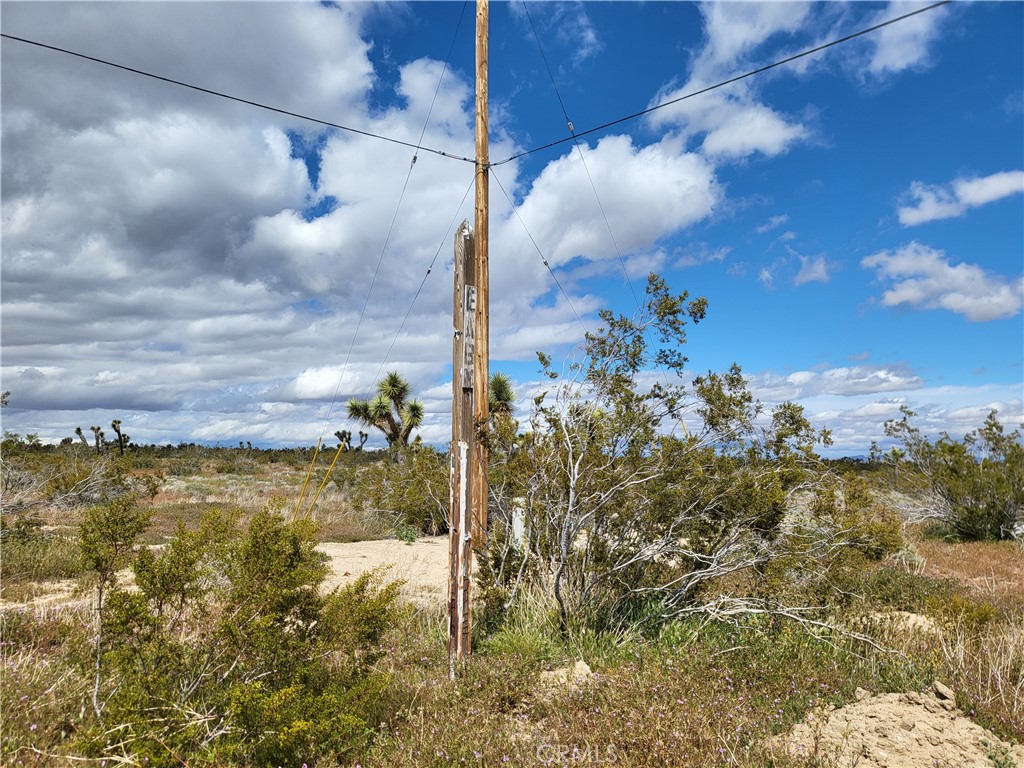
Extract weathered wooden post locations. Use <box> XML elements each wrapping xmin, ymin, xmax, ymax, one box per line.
<box><xmin>449</xmin><ymin>222</ymin><xmax>476</xmax><ymax>671</ymax></box>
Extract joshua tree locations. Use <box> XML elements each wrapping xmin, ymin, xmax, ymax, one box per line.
<box><xmin>89</xmin><ymin>426</ymin><xmax>105</xmax><ymax>455</ymax></box>
<box><xmin>337</xmin><ymin>429</ymin><xmax>372</xmax><ymax>451</ymax></box>
<box><xmin>489</xmin><ymin>372</ymin><xmax>516</xmax><ymax>422</ymax></box>
<box><xmin>75</xmin><ymin>426</ymin><xmax>91</xmax><ymax>449</ymax></box>
<box><xmin>346</xmin><ymin>371</ymin><xmax>424</xmax><ymax>448</ymax></box>
<box><xmin>335</xmin><ymin>430</ymin><xmax>352</xmax><ymax>451</ymax></box>
<box><xmin>111</xmin><ymin>420</ymin><xmax>126</xmax><ymax>456</ymax></box>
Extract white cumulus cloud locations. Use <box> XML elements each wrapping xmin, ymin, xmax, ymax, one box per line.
<box><xmin>504</xmin><ymin>134</ymin><xmax>720</xmax><ymax>268</ymax></box>
<box><xmin>898</xmin><ymin>170</ymin><xmax>1024</xmax><ymax>225</ymax></box>
<box><xmin>861</xmin><ymin>242</ymin><xmax>1024</xmax><ymax>322</ymax></box>
<box><xmin>647</xmin><ymin>2</ymin><xmax>812</xmax><ymax>161</ymax></box>
<box><xmin>866</xmin><ymin>1</ymin><xmax>949</xmax><ymax>76</ymax></box>
<box><xmin>749</xmin><ymin>365</ymin><xmax>923</xmax><ymax>402</ymax></box>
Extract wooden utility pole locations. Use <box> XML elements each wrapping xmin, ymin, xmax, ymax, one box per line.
<box><xmin>449</xmin><ymin>222</ymin><xmax>476</xmax><ymax>669</ymax></box>
<box><xmin>472</xmin><ymin>0</ymin><xmax>490</xmax><ymax>549</ymax></box>
<box><xmin>449</xmin><ymin>0</ymin><xmax>490</xmax><ymax>671</ymax></box>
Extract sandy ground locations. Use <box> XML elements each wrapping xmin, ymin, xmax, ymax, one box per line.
<box><xmin>317</xmin><ymin>535</ymin><xmax>453</xmax><ymax>607</ymax></box>
<box><xmin>2</xmin><ymin>538</ymin><xmax>455</xmax><ymax>611</ymax></box>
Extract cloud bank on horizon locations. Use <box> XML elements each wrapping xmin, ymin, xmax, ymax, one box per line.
<box><xmin>2</xmin><ymin>1</ymin><xmax>1021</xmax><ymax>456</ymax></box>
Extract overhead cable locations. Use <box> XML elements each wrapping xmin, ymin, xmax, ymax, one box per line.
<box><xmin>318</xmin><ymin>152</ymin><xmax>418</xmax><ymax>440</ymax></box>
<box><xmin>366</xmin><ymin>175</ymin><xmax>477</xmax><ymax>399</ymax></box>
<box><xmin>491</xmin><ymin>0</ymin><xmax>952</xmax><ymax>167</ymax></box>
<box><xmin>521</xmin><ymin>0</ymin><xmax>641</xmax><ymax>309</ymax></box>
<box><xmin>352</xmin><ymin>0</ymin><xmax>471</xmax><ymax>405</ymax></box>
<box><xmin>3</xmin><ymin>1</ymin><xmax>950</xmax><ymax>169</ymax></box>
<box><xmin>317</xmin><ymin>0</ymin><xmax>470</xmax><ymax>441</ymax></box>
<box><xmin>0</xmin><ymin>32</ymin><xmax>476</xmax><ymax>165</ymax></box>
<box><xmin>490</xmin><ymin>169</ymin><xmax>589</xmax><ymax>337</ymax></box>
<box><xmin>296</xmin><ymin>3</ymin><xmax>471</xmax><ymax>515</ymax></box>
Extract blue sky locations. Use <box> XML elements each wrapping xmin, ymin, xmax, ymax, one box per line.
<box><xmin>2</xmin><ymin>1</ymin><xmax>1021</xmax><ymax>455</ymax></box>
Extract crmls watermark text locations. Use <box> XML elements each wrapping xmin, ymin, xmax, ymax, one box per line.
<box><xmin>536</xmin><ymin>742</ymin><xmax>618</xmax><ymax>764</ymax></box>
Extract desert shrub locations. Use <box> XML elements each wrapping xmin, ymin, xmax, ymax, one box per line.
<box><xmin>78</xmin><ymin>505</ymin><xmax>401</xmax><ymax>767</ymax></box>
<box><xmin>886</xmin><ymin>408</ymin><xmax>1023</xmax><ymax>541</ymax></box>
<box><xmin>0</xmin><ymin>516</ymin><xmax>84</xmax><ymax>595</ymax></box>
<box><xmin>213</xmin><ymin>452</ymin><xmax>265</xmax><ymax>475</ymax></box>
<box><xmin>828</xmin><ymin>472</ymin><xmax>904</xmax><ymax>560</ymax></box>
<box><xmin>2</xmin><ymin>447</ymin><xmax>159</xmax><ymax>518</ymax></box>
<box><xmin>474</xmin><ymin>525</ymin><xmax>533</xmax><ymax>636</ymax></box>
<box><xmin>483</xmin><ymin>275</ymin><xmax>838</xmax><ymax>634</ymax></box>
<box><xmin>351</xmin><ymin>447</ymin><xmax>449</xmax><ymax>535</ymax></box>
<box><xmin>754</xmin><ymin>472</ymin><xmax>905</xmax><ymax>608</ymax></box>
<box><xmin>857</xmin><ymin>567</ymin><xmax>961</xmax><ymax>613</ymax></box>
<box><xmin>165</xmin><ymin>453</ymin><xmax>204</xmax><ymax>476</ymax></box>
<box><xmin>477</xmin><ymin>584</ymin><xmax>561</xmax><ymax>662</ymax></box>
<box><xmin>926</xmin><ymin>592</ymin><xmax>1002</xmax><ymax>630</ymax></box>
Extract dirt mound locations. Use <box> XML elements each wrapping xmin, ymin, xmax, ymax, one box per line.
<box><xmin>770</xmin><ymin>681</ymin><xmax>1024</xmax><ymax>768</ymax></box>
<box><xmin>860</xmin><ymin>610</ymin><xmax>943</xmax><ymax>637</ymax></box>
<box><xmin>537</xmin><ymin>660</ymin><xmax>594</xmax><ymax>694</ymax></box>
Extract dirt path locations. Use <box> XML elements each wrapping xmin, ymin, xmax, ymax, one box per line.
<box><xmin>317</xmin><ymin>535</ymin><xmax>452</xmax><ymax>606</ymax></box>
<box><xmin>3</xmin><ymin>538</ymin><xmax>454</xmax><ymax>611</ymax></box>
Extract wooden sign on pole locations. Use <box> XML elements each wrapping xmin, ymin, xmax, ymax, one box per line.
<box><xmin>462</xmin><ymin>286</ymin><xmax>477</xmax><ymax>390</ymax></box>
<box><xmin>449</xmin><ymin>222</ymin><xmax>475</xmax><ymax>669</ymax></box>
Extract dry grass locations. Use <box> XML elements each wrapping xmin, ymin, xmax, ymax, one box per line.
<box><xmin>0</xmin><ymin>605</ymin><xmax>95</xmax><ymax>763</ymax></box>
<box><xmin>912</xmin><ymin>533</ymin><xmax>1024</xmax><ymax>613</ymax></box>
<box><xmin>139</xmin><ymin>464</ymin><xmax>388</xmax><ymax>543</ymax></box>
<box><xmin>841</xmin><ymin>527</ymin><xmax>1024</xmax><ymax>743</ymax></box>
<box><xmin>937</xmin><ymin>612</ymin><xmax>1024</xmax><ymax>738</ymax></box>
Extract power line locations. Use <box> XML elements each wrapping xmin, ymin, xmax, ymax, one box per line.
<box><xmin>320</xmin><ymin>152</ymin><xmax>417</xmax><ymax>439</ymax></box>
<box><xmin>6</xmin><ymin>0</ymin><xmax>952</xmax><ymax>397</ymax></box>
<box><xmin>490</xmin><ymin>168</ymin><xmax>589</xmax><ymax>337</ymax></box>
<box><xmin>492</xmin><ymin>0</ymin><xmax>952</xmax><ymax>167</ymax></box>
<box><xmin>355</xmin><ymin>2</ymin><xmax>473</xmax><ymax>402</ymax></box>
<box><xmin>414</xmin><ymin>1</ymin><xmax>470</xmax><ymax>154</ymax></box>
<box><xmin>366</xmin><ymin>175</ymin><xmax>476</xmax><ymax>399</ymax></box>
<box><xmin>4</xmin><ymin>0</ymin><xmax>950</xmax><ymax>171</ymax></box>
<box><xmin>314</xmin><ymin>2</ymin><xmax>471</xmax><ymax>446</ymax></box>
<box><xmin>521</xmin><ymin>3</ymin><xmax>573</xmax><ymax>138</ymax></box>
<box><xmin>0</xmin><ymin>32</ymin><xmax>476</xmax><ymax>165</ymax></box>
<box><xmin>521</xmin><ymin>0</ymin><xmax>641</xmax><ymax>309</ymax></box>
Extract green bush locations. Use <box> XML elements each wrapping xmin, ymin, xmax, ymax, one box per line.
<box><xmin>859</xmin><ymin>567</ymin><xmax>960</xmax><ymax>613</ymax></box>
<box><xmin>351</xmin><ymin>447</ymin><xmax>449</xmax><ymax>535</ymax></box>
<box><xmin>78</xmin><ymin>506</ymin><xmax>401</xmax><ymax>767</ymax></box>
<box><xmin>926</xmin><ymin>592</ymin><xmax>1002</xmax><ymax>630</ymax></box>
<box><xmin>0</xmin><ymin>517</ymin><xmax>84</xmax><ymax>590</ymax></box>
<box><xmin>886</xmin><ymin>409</ymin><xmax>1023</xmax><ymax>541</ymax></box>
<box><xmin>1</xmin><ymin>537</ymin><xmax>84</xmax><ymax>600</ymax></box>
